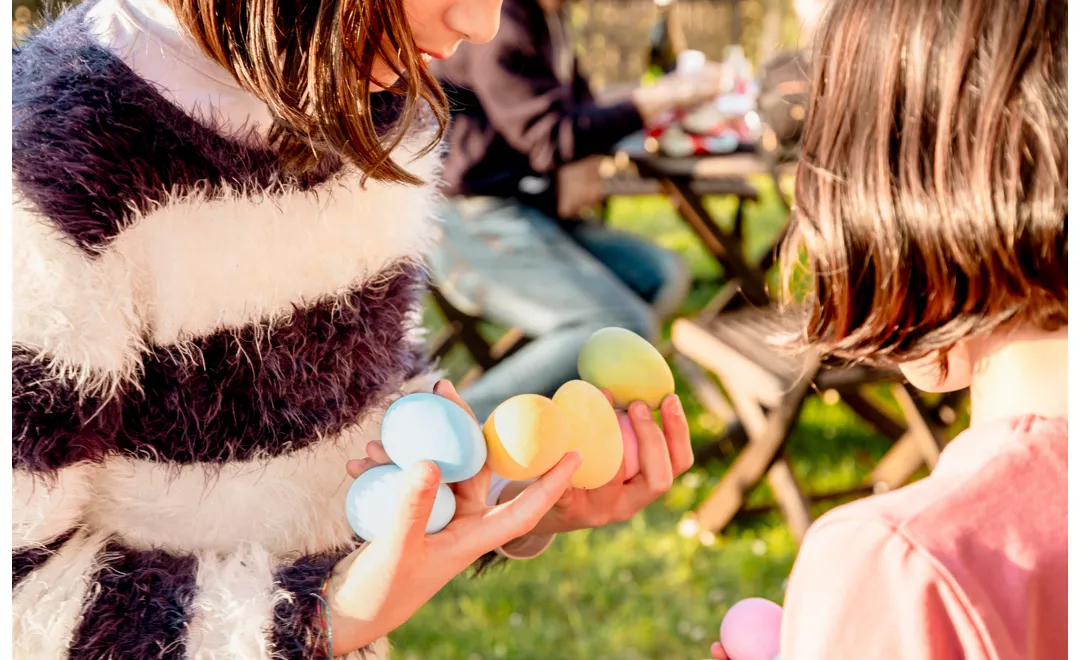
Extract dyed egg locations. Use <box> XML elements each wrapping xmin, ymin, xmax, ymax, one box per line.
<box><xmin>483</xmin><ymin>394</ymin><xmax>572</xmax><ymax>481</ymax></box>
<box><xmin>381</xmin><ymin>393</ymin><xmax>486</xmax><ymax>483</ymax></box>
<box><xmin>578</xmin><ymin>327</ymin><xmax>675</xmax><ymax>409</ymax></box>
<box><xmin>617</xmin><ymin>412</ymin><xmax>641</xmax><ymax>480</ymax></box>
<box><xmin>719</xmin><ymin>598</ymin><xmax>783</xmax><ymax>660</ymax></box>
<box><xmin>552</xmin><ymin>380</ymin><xmax>623</xmax><ymax>489</ymax></box>
<box><xmin>345</xmin><ymin>465</ymin><xmax>456</xmax><ymax>542</ymax></box>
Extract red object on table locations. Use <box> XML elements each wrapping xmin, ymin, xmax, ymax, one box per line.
<box><xmin>644</xmin><ymin>106</ymin><xmax>756</xmax><ymax>157</ymax></box>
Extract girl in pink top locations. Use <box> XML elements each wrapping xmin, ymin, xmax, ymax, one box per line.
<box><xmin>712</xmin><ymin>0</ymin><xmax>1067</xmax><ymax>658</ymax></box>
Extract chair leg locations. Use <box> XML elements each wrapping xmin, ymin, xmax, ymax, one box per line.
<box><xmin>488</xmin><ymin>328</ymin><xmax>530</xmax><ymax>362</ymax></box>
<box><xmin>892</xmin><ymin>383</ymin><xmax>946</xmax><ymax>469</ymax></box>
<box><xmin>694</xmin><ymin>369</ymin><xmax>817</xmax><ymax>534</ymax></box>
<box><xmin>838</xmin><ymin>388</ymin><xmax>907</xmax><ymax>442</ymax></box>
<box><xmin>430</xmin><ymin>288</ymin><xmax>498</xmax><ymax>369</ymax></box>
<box><xmin>870</xmin><ymin>431</ymin><xmax>929</xmax><ymax>492</ymax></box>
<box><xmin>766</xmin><ymin>457</ymin><xmax>813</xmax><ymax>542</ymax></box>
<box><xmin>672</xmin><ymin>353</ymin><xmax>741</xmax><ymax>465</ymax></box>
<box><xmin>428</xmin><ymin>325</ymin><xmax>460</xmax><ymax>362</ymax></box>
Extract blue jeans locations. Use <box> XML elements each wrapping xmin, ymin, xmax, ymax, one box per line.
<box><xmin>429</xmin><ymin>197</ymin><xmax>690</xmax><ymax>421</ymax></box>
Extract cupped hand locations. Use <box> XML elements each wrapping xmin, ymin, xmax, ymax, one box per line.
<box><xmin>504</xmin><ymin>390</ymin><xmax>693</xmax><ymax>536</ymax></box>
<box><xmin>330</xmin><ymin>382</ymin><xmax>581</xmax><ymax>655</ymax></box>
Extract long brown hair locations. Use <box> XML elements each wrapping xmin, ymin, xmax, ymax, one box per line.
<box><xmin>165</xmin><ymin>0</ymin><xmax>448</xmax><ymax>185</ymax></box>
<box><xmin>784</xmin><ymin>0</ymin><xmax>1067</xmax><ymax>367</ymax></box>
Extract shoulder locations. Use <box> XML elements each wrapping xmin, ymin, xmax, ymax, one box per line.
<box><xmin>780</xmin><ymin>507</ymin><xmax>987</xmax><ymax>659</ymax></box>
<box><xmin>784</xmin><ymin>481</ymin><xmax>973</xmax><ymax>619</ymax></box>
<box><xmin>13</xmin><ymin>7</ymin><xmax>299</xmax><ymax>251</ymax></box>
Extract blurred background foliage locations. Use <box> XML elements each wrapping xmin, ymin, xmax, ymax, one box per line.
<box><xmin>14</xmin><ymin>0</ymin><xmax>802</xmax><ymax>81</ymax></box>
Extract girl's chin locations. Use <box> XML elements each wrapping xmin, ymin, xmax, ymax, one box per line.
<box><xmin>370</xmin><ymin>54</ymin><xmax>432</xmax><ymax>91</ymax></box>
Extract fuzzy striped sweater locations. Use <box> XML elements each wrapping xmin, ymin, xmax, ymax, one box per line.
<box><xmin>11</xmin><ymin>2</ymin><xmax>465</xmax><ymax>658</ymax></box>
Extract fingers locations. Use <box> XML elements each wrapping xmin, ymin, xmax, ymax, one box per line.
<box><xmin>600</xmin><ymin>388</ymin><xmax>616</xmax><ymax>407</ymax></box>
<box><xmin>617</xmin><ymin>412</ymin><xmax>641</xmax><ymax>482</ymax></box>
<box><xmin>452</xmin><ymin>462</ymin><xmax>494</xmax><ymax>504</ymax></box>
<box><xmin>345</xmin><ymin>441</ymin><xmax>393</xmax><ymax>478</ymax></box>
<box><xmin>660</xmin><ymin>395</ymin><xmax>694</xmax><ymax>476</ymax></box>
<box><xmin>346</xmin><ymin>459</ymin><xmax>377</xmax><ymax>479</ymax></box>
<box><xmin>554</xmin><ymin>484</ymin><xmax>576</xmax><ymax>509</ymax></box>
<box><xmin>366</xmin><ymin>440</ymin><xmax>392</xmax><ymax>464</ymax></box>
<box><xmin>628</xmin><ymin>401</ymin><xmax>674</xmax><ymax>498</ymax></box>
<box><xmin>710</xmin><ymin>642</ymin><xmax>730</xmax><ymax>660</ymax></box>
<box><xmin>434</xmin><ymin>380</ymin><xmax>478</xmax><ymax>423</ymax></box>
<box><xmin>385</xmin><ymin>461</ymin><xmax>442</xmax><ymax>552</ymax></box>
<box><xmin>473</xmin><ymin>452</ymin><xmax>581</xmax><ymax>550</ymax></box>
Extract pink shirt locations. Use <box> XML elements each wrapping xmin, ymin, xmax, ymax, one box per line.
<box><xmin>781</xmin><ymin>415</ymin><xmax>1067</xmax><ymax>659</ymax></box>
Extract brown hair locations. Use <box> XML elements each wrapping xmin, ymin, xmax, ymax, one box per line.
<box><xmin>784</xmin><ymin>0</ymin><xmax>1067</xmax><ymax>367</ymax></box>
<box><xmin>165</xmin><ymin>0</ymin><xmax>448</xmax><ymax>185</ymax></box>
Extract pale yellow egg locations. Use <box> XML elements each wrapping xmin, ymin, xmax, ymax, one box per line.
<box><xmin>578</xmin><ymin>327</ymin><xmax>675</xmax><ymax>409</ymax></box>
<box><xmin>483</xmin><ymin>394</ymin><xmax>572</xmax><ymax>481</ymax></box>
<box><xmin>553</xmin><ymin>380</ymin><xmax>624</xmax><ymax>489</ymax></box>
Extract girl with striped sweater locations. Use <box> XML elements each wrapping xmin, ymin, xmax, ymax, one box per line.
<box><xmin>12</xmin><ymin>0</ymin><xmax>694</xmax><ymax>656</ymax></box>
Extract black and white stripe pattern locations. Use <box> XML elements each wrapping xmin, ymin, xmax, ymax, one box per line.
<box><xmin>12</xmin><ymin>2</ymin><xmax>444</xmax><ymax>657</ymax></box>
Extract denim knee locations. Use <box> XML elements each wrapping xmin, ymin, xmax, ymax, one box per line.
<box><xmin>590</xmin><ymin>303</ymin><xmax>660</xmax><ymax>344</ymax></box>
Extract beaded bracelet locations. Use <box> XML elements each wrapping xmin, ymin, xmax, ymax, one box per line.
<box><xmin>319</xmin><ymin>574</ymin><xmax>334</xmax><ymax>658</ymax></box>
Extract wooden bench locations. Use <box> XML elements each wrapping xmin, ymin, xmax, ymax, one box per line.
<box><xmin>672</xmin><ymin>305</ymin><xmax>963</xmax><ymax>543</ymax></box>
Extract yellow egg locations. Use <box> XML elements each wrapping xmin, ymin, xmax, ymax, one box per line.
<box><xmin>553</xmin><ymin>380</ymin><xmax>624</xmax><ymax>489</ymax></box>
<box><xmin>578</xmin><ymin>327</ymin><xmax>675</xmax><ymax>409</ymax></box>
<box><xmin>483</xmin><ymin>394</ymin><xmax>572</xmax><ymax>481</ymax></box>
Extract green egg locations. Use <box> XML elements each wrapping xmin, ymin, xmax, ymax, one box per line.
<box><xmin>577</xmin><ymin>327</ymin><xmax>675</xmax><ymax>410</ymax></box>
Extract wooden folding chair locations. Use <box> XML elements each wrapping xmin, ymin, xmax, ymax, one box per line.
<box><xmin>672</xmin><ymin>305</ymin><xmax>964</xmax><ymax>543</ymax></box>
<box><xmin>426</xmin><ymin>286</ymin><xmax>530</xmax><ymax>389</ymax></box>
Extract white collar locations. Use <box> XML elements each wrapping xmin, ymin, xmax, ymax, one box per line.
<box><xmin>86</xmin><ymin>0</ymin><xmax>274</xmax><ymax>138</ymax></box>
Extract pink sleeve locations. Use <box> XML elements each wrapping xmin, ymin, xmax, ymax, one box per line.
<box><xmin>779</xmin><ymin>516</ymin><xmax>989</xmax><ymax>660</ymax></box>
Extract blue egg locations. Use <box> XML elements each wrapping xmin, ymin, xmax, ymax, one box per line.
<box><xmin>345</xmin><ymin>465</ymin><xmax>456</xmax><ymax>542</ymax></box>
<box><xmin>381</xmin><ymin>393</ymin><xmax>487</xmax><ymax>483</ymax></box>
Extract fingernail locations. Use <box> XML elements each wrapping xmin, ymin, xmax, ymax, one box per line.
<box><xmin>633</xmin><ymin>402</ymin><xmax>652</xmax><ymax>420</ymax></box>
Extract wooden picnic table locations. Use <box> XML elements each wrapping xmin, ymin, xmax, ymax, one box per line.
<box><xmin>601</xmin><ymin>135</ymin><xmax>784</xmax><ymax>314</ymax></box>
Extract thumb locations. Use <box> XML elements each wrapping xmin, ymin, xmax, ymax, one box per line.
<box><xmin>386</xmin><ymin>461</ymin><xmax>441</xmax><ymax>551</ymax></box>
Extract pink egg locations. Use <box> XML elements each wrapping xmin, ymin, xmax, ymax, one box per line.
<box><xmin>617</xmin><ymin>413</ymin><xmax>640</xmax><ymax>480</ymax></box>
<box><xmin>719</xmin><ymin>598</ymin><xmax>783</xmax><ymax>660</ymax></box>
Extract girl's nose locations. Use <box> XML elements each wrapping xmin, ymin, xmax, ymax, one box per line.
<box><xmin>445</xmin><ymin>0</ymin><xmax>503</xmax><ymax>44</ymax></box>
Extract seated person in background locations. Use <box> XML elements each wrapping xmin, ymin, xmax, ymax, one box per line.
<box><xmin>429</xmin><ymin>0</ymin><xmax>723</xmax><ymax>421</ymax></box>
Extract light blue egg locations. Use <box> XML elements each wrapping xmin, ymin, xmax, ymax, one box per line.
<box><xmin>381</xmin><ymin>393</ymin><xmax>487</xmax><ymax>483</ymax></box>
<box><xmin>345</xmin><ymin>464</ymin><xmax>456</xmax><ymax>542</ymax></box>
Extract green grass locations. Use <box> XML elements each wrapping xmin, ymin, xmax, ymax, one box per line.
<box><xmin>391</xmin><ymin>180</ymin><xmax>964</xmax><ymax>659</ymax></box>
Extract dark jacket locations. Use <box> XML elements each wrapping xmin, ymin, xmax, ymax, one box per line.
<box><xmin>433</xmin><ymin>0</ymin><xmax>644</xmax><ymax>218</ymax></box>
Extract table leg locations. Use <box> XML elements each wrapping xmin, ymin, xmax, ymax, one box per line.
<box><xmin>659</xmin><ymin>177</ymin><xmax>771</xmax><ymax>307</ymax></box>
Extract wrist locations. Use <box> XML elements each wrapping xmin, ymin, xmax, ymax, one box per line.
<box><xmin>631</xmin><ymin>87</ymin><xmax>668</xmax><ymax>125</ymax></box>
<box><xmin>496</xmin><ymin>481</ymin><xmax>557</xmax><ymax>559</ymax></box>
<box><xmin>326</xmin><ymin>548</ymin><xmax>381</xmax><ymax>656</ymax></box>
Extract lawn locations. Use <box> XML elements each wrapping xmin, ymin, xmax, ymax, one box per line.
<box><xmin>392</xmin><ymin>181</ymin><xmax>964</xmax><ymax>659</ymax></box>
